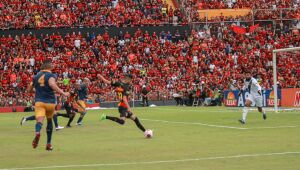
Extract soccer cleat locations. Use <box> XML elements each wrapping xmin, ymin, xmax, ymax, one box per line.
<box><xmin>239</xmin><ymin>119</ymin><xmax>246</xmax><ymax>124</ymax></box>
<box><xmin>55</xmin><ymin>126</ymin><xmax>64</xmax><ymax>131</ymax></box>
<box><xmin>32</xmin><ymin>134</ymin><xmax>40</xmax><ymax>149</ymax></box>
<box><xmin>100</xmin><ymin>114</ymin><xmax>107</xmax><ymax>121</ymax></box>
<box><xmin>20</xmin><ymin>117</ymin><xmax>26</xmax><ymax>126</ymax></box>
<box><xmin>76</xmin><ymin>122</ymin><xmax>82</xmax><ymax>126</ymax></box>
<box><xmin>263</xmin><ymin>113</ymin><xmax>267</xmax><ymax>120</ymax></box>
<box><xmin>46</xmin><ymin>144</ymin><xmax>53</xmax><ymax>151</ymax></box>
<box><xmin>66</xmin><ymin>125</ymin><xmax>72</xmax><ymax>128</ymax></box>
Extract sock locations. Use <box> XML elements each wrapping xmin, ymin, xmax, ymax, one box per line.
<box><xmin>67</xmin><ymin>115</ymin><xmax>75</xmax><ymax>126</ymax></box>
<box><xmin>26</xmin><ymin>115</ymin><xmax>36</xmax><ymax>121</ymax></box>
<box><xmin>35</xmin><ymin>122</ymin><xmax>43</xmax><ymax>135</ymax></box>
<box><xmin>262</xmin><ymin>108</ymin><xmax>266</xmax><ymax>115</ymax></box>
<box><xmin>133</xmin><ymin>117</ymin><xmax>146</xmax><ymax>132</ymax></box>
<box><xmin>77</xmin><ymin>117</ymin><xmax>83</xmax><ymax>123</ymax></box>
<box><xmin>53</xmin><ymin>114</ymin><xmax>59</xmax><ymax>128</ymax></box>
<box><xmin>57</xmin><ymin>113</ymin><xmax>70</xmax><ymax>118</ymax></box>
<box><xmin>106</xmin><ymin>116</ymin><xmax>125</xmax><ymax>125</ymax></box>
<box><xmin>77</xmin><ymin>112</ymin><xmax>86</xmax><ymax>123</ymax></box>
<box><xmin>242</xmin><ymin>107</ymin><xmax>249</xmax><ymax>121</ymax></box>
<box><xmin>46</xmin><ymin>120</ymin><xmax>53</xmax><ymax>144</ymax></box>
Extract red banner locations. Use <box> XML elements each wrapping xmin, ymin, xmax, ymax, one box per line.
<box><xmin>281</xmin><ymin>88</ymin><xmax>300</xmax><ymax>107</ymax></box>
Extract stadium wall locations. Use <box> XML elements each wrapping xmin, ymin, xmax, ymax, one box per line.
<box><xmin>223</xmin><ymin>89</ymin><xmax>281</xmax><ymax>107</ymax></box>
<box><xmin>0</xmin><ymin>25</ymin><xmax>190</xmax><ymax>38</ymax></box>
<box><xmin>281</xmin><ymin>88</ymin><xmax>300</xmax><ymax>107</ymax></box>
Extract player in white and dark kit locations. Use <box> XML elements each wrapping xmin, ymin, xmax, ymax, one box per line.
<box><xmin>238</xmin><ymin>71</ymin><xmax>267</xmax><ymax>124</ymax></box>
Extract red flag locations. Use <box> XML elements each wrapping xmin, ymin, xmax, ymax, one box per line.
<box><xmin>249</xmin><ymin>24</ymin><xmax>259</xmax><ymax>33</ymax></box>
<box><xmin>231</xmin><ymin>25</ymin><xmax>246</xmax><ymax>34</ymax></box>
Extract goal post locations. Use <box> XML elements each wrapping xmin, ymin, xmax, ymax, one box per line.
<box><xmin>272</xmin><ymin>47</ymin><xmax>300</xmax><ymax>113</ymax></box>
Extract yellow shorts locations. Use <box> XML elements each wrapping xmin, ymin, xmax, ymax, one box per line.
<box><xmin>76</xmin><ymin>100</ymin><xmax>86</xmax><ymax>113</ymax></box>
<box><xmin>35</xmin><ymin>102</ymin><xmax>56</xmax><ymax>118</ymax></box>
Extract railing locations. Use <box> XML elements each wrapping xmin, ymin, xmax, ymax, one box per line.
<box><xmin>190</xmin><ymin>8</ymin><xmax>299</xmax><ymax>29</ymax></box>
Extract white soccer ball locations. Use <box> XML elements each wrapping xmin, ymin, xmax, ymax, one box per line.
<box><xmin>144</xmin><ymin>129</ymin><xmax>153</xmax><ymax>138</ymax></box>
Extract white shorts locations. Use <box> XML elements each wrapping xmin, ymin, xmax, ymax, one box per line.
<box><xmin>246</xmin><ymin>93</ymin><xmax>263</xmax><ymax>107</ymax></box>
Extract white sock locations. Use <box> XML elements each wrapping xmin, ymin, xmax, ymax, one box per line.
<box><xmin>262</xmin><ymin>108</ymin><xmax>266</xmax><ymax>115</ymax></box>
<box><xmin>242</xmin><ymin>107</ymin><xmax>249</xmax><ymax>121</ymax></box>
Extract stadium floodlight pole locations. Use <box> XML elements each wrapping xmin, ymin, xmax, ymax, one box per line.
<box><xmin>272</xmin><ymin>47</ymin><xmax>300</xmax><ymax>113</ymax></box>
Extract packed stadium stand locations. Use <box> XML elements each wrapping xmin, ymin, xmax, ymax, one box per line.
<box><xmin>181</xmin><ymin>0</ymin><xmax>300</xmax><ymax>22</ymax></box>
<box><xmin>0</xmin><ymin>0</ymin><xmax>183</xmax><ymax>30</ymax></box>
<box><xmin>0</xmin><ymin>0</ymin><xmax>299</xmax><ymax>107</ymax></box>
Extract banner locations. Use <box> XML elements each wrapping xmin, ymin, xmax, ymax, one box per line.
<box><xmin>281</xmin><ymin>88</ymin><xmax>300</xmax><ymax>107</ymax></box>
<box><xmin>224</xmin><ymin>89</ymin><xmax>281</xmax><ymax>107</ymax></box>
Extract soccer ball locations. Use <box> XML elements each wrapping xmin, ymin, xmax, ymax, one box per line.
<box><xmin>144</xmin><ymin>129</ymin><xmax>153</xmax><ymax>138</ymax></box>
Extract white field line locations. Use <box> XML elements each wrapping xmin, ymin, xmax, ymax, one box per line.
<box><xmin>1</xmin><ymin>152</ymin><xmax>300</xmax><ymax>170</ymax></box>
<box><xmin>140</xmin><ymin>118</ymin><xmax>300</xmax><ymax>130</ymax></box>
<box><xmin>150</xmin><ymin>107</ymin><xmax>231</xmax><ymax>113</ymax></box>
<box><xmin>149</xmin><ymin>107</ymin><xmax>300</xmax><ymax>114</ymax></box>
<box><xmin>141</xmin><ymin>118</ymin><xmax>247</xmax><ymax>130</ymax></box>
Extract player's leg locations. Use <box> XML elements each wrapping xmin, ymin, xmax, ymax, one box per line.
<box><xmin>46</xmin><ymin>117</ymin><xmax>53</xmax><ymax>150</ymax></box>
<box><xmin>128</xmin><ymin>112</ymin><xmax>146</xmax><ymax>132</ymax></box>
<box><xmin>45</xmin><ymin>104</ymin><xmax>56</xmax><ymax>151</ymax></box>
<box><xmin>66</xmin><ymin>112</ymin><xmax>75</xmax><ymax>127</ymax></box>
<box><xmin>255</xmin><ymin>96</ymin><xmax>267</xmax><ymax>120</ymax></box>
<box><xmin>20</xmin><ymin>115</ymin><xmax>36</xmax><ymax>125</ymax></box>
<box><xmin>240</xmin><ymin>96</ymin><xmax>253</xmax><ymax>124</ymax></box>
<box><xmin>53</xmin><ymin>112</ymin><xmax>64</xmax><ymax>130</ymax></box>
<box><xmin>76</xmin><ymin>100</ymin><xmax>87</xmax><ymax>125</ymax></box>
<box><xmin>66</xmin><ymin>107</ymin><xmax>78</xmax><ymax>127</ymax></box>
<box><xmin>145</xmin><ymin>96</ymin><xmax>149</xmax><ymax>106</ymax></box>
<box><xmin>32</xmin><ymin>102</ymin><xmax>46</xmax><ymax>149</ymax></box>
<box><xmin>100</xmin><ymin>107</ymin><xmax>126</xmax><ymax>125</ymax></box>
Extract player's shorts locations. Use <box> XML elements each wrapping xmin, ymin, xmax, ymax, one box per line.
<box><xmin>35</xmin><ymin>102</ymin><xmax>56</xmax><ymax>118</ymax></box>
<box><xmin>76</xmin><ymin>100</ymin><xmax>86</xmax><ymax>113</ymax></box>
<box><xmin>118</xmin><ymin>106</ymin><xmax>133</xmax><ymax>118</ymax></box>
<box><xmin>246</xmin><ymin>94</ymin><xmax>263</xmax><ymax>107</ymax></box>
<box><xmin>64</xmin><ymin>102</ymin><xmax>78</xmax><ymax>115</ymax></box>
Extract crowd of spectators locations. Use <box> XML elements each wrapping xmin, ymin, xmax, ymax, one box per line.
<box><xmin>184</xmin><ymin>0</ymin><xmax>299</xmax><ymax>9</ymax></box>
<box><xmin>0</xmin><ymin>0</ymin><xmax>184</xmax><ymax>30</ymax></box>
<box><xmin>0</xmin><ymin>22</ymin><xmax>299</xmax><ymax>106</ymax></box>
<box><xmin>181</xmin><ymin>0</ymin><xmax>300</xmax><ymax>22</ymax></box>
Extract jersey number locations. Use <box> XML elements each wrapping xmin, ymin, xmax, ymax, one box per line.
<box><xmin>38</xmin><ymin>74</ymin><xmax>45</xmax><ymax>87</ymax></box>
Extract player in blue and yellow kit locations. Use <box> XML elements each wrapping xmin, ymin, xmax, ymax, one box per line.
<box><xmin>28</xmin><ymin>60</ymin><xmax>70</xmax><ymax>150</ymax></box>
<box><xmin>98</xmin><ymin>74</ymin><xmax>148</xmax><ymax>134</ymax></box>
<box><xmin>75</xmin><ymin>78</ymin><xmax>90</xmax><ymax>125</ymax></box>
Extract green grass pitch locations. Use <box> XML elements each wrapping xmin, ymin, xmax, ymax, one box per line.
<box><xmin>0</xmin><ymin>106</ymin><xmax>300</xmax><ymax>170</ymax></box>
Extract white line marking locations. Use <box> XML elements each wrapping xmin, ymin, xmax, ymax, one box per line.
<box><xmin>2</xmin><ymin>152</ymin><xmax>300</xmax><ymax>170</ymax></box>
<box><xmin>248</xmin><ymin>125</ymin><xmax>300</xmax><ymax>129</ymax></box>
<box><xmin>141</xmin><ymin>118</ymin><xmax>300</xmax><ymax>130</ymax></box>
<box><xmin>150</xmin><ymin>107</ymin><xmax>231</xmax><ymax>113</ymax></box>
<box><xmin>141</xmin><ymin>118</ymin><xmax>247</xmax><ymax>130</ymax></box>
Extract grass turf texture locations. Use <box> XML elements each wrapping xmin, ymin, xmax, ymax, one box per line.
<box><xmin>0</xmin><ymin>106</ymin><xmax>300</xmax><ymax>170</ymax></box>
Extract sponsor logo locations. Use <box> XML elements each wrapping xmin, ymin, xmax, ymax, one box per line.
<box><xmin>294</xmin><ymin>91</ymin><xmax>300</xmax><ymax>107</ymax></box>
<box><xmin>226</xmin><ymin>92</ymin><xmax>237</xmax><ymax>106</ymax></box>
<box><xmin>267</xmin><ymin>90</ymin><xmax>280</xmax><ymax>106</ymax></box>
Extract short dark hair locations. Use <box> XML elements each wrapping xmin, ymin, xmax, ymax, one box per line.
<box><xmin>40</xmin><ymin>59</ymin><xmax>52</xmax><ymax>70</ymax></box>
<box><xmin>244</xmin><ymin>70</ymin><xmax>251</xmax><ymax>74</ymax></box>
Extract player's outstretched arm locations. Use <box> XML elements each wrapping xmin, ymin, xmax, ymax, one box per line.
<box><xmin>49</xmin><ymin>77</ymin><xmax>70</xmax><ymax>97</ymax></box>
<box><xmin>97</xmin><ymin>74</ymin><xmax>111</xmax><ymax>84</ymax></box>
